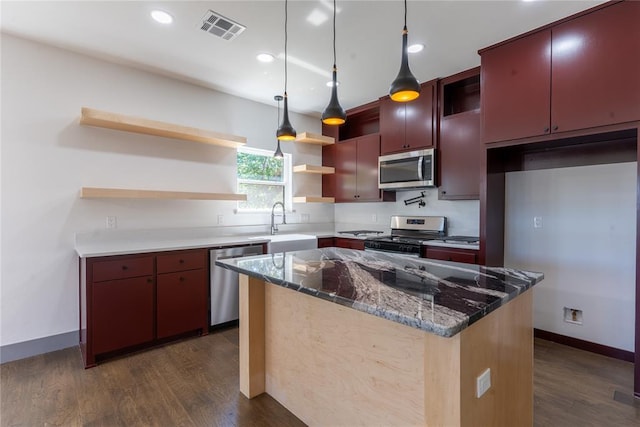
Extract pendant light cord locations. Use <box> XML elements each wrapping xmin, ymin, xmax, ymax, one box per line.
<box><xmin>284</xmin><ymin>0</ymin><xmax>288</xmax><ymax>94</ymax></box>
<box><xmin>333</xmin><ymin>0</ymin><xmax>337</xmax><ymax>69</ymax></box>
<box><xmin>404</xmin><ymin>0</ymin><xmax>407</xmax><ymax>28</ymax></box>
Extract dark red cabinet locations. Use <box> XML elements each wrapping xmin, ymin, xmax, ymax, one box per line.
<box><xmin>481</xmin><ymin>1</ymin><xmax>640</xmax><ymax>144</ymax></box>
<box><xmin>481</xmin><ymin>30</ymin><xmax>551</xmax><ymax>143</ymax></box>
<box><xmin>422</xmin><ymin>247</ymin><xmax>478</xmax><ymax>264</ymax></box>
<box><xmin>551</xmin><ymin>0</ymin><xmax>640</xmax><ymax>133</ymax></box>
<box><xmin>334</xmin><ymin>238</ymin><xmax>365</xmax><ymax>251</ymax></box>
<box><xmin>92</xmin><ymin>276</ymin><xmax>154</xmax><ymax>354</ymax></box>
<box><xmin>438</xmin><ymin>68</ymin><xmax>481</xmax><ymax>200</ymax></box>
<box><xmin>317</xmin><ymin>237</ymin><xmax>335</xmax><ymax>248</ymax></box>
<box><xmin>380</xmin><ymin>80</ymin><xmax>436</xmax><ymax>155</ymax></box>
<box><xmin>327</xmin><ymin>134</ymin><xmax>387</xmax><ymax>203</ymax></box>
<box><xmin>157</xmin><ymin>269</ymin><xmax>208</xmax><ymax>339</ymax></box>
<box><xmin>80</xmin><ymin>248</ymin><xmax>208</xmax><ymax>368</ymax></box>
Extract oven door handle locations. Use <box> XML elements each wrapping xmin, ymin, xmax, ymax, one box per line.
<box><xmin>364</xmin><ymin>247</ymin><xmax>421</xmax><ymax>258</ymax></box>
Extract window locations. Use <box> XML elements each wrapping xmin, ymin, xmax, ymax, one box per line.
<box><xmin>236</xmin><ymin>146</ymin><xmax>292</xmax><ymax>211</ymax></box>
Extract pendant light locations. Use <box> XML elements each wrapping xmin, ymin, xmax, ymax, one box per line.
<box><xmin>321</xmin><ymin>0</ymin><xmax>346</xmax><ymax>126</ymax></box>
<box><xmin>276</xmin><ymin>0</ymin><xmax>296</xmax><ymax>141</ymax></box>
<box><xmin>273</xmin><ymin>95</ymin><xmax>284</xmax><ymax>158</ymax></box>
<box><xmin>389</xmin><ymin>0</ymin><xmax>421</xmax><ymax>102</ymax></box>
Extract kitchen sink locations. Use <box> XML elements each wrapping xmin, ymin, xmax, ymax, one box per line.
<box><xmin>248</xmin><ymin>233</ymin><xmax>317</xmax><ymax>254</ymax></box>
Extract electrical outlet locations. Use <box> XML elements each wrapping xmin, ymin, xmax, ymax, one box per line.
<box><xmin>106</xmin><ymin>216</ymin><xmax>117</xmax><ymax>229</ymax></box>
<box><xmin>301</xmin><ymin>213</ymin><xmax>310</xmax><ymax>223</ymax></box>
<box><xmin>476</xmin><ymin>368</ymin><xmax>491</xmax><ymax>398</ymax></box>
<box><xmin>217</xmin><ymin>215</ymin><xmax>224</xmax><ymax>225</ymax></box>
<box><xmin>533</xmin><ymin>216</ymin><xmax>543</xmax><ymax>229</ymax></box>
<box><xmin>371</xmin><ymin>214</ymin><xmax>377</xmax><ymax>223</ymax></box>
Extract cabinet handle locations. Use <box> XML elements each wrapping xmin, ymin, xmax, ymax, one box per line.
<box><xmin>179</xmin><ymin>259</ymin><xmax>184</xmax><ymax>264</ymax></box>
<box><xmin>179</xmin><ymin>276</ymin><xmax>185</xmax><ymax>282</ymax></box>
<box><xmin>121</xmin><ymin>265</ymin><xmax>128</xmax><ymax>271</ymax></box>
<box><xmin>441</xmin><ymin>190</ymin><xmax>446</xmax><ymax>195</ymax></box>
<box><xmin>544</xmin><ymin>127</ymin><xmax>549</xmax><ymax>133</ymax></box>
<box><xmin>147</xmin><ymin>278</ymin><xmax>153</xmax><ymax>283</ymax></box>
<box><xmin>552</xmin><ymin>125</ymin><xmax>559</xmax><ymax>131</ymax></box>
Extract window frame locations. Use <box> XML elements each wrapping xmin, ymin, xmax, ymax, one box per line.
<box><xmin>236</xmin><ymin>146</ymin><xmax>293</xmax><ymax>213</ymax></box>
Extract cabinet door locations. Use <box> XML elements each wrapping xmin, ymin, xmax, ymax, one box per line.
<box><xmin>92</xmin><ymin>276</ymin><xmax>154</xmax><ymax>354</ymax></box>
<box><xmin>438</xmin><ymin>111</ymin><xmax>481</xmax><ymax>200</ymax></box>
<box><xmin>157</xmin><ymin>269</ymin><xmax>208</xmax><ymax>339</ymax></box>
<box><xmin>551</xmin><ymin>1</ymin><xmax>640</xmax><ymax>133</ymax></box>
<box><xmin>405</xmin><ymin>81</ymin><xmax>435</xmax><ymax>151</ymax></box>
<box><xmin>355</xmin><ymin>134</ymin><xmax>382</xmax><ymax>201</ymax></box>
<box><xmin>481</xmin><ymin>30</ymin><xmax>552</xmax><ymax>143</ymax></box>
<box><xmin>335</xmin><ymin>139</ymin><xmax>358</xmax><ymax>202</ymax></box>
<box><xmin>380</xmin><ymin>96</ymin><xmax>406</xmax><ymax>155</ymax></box>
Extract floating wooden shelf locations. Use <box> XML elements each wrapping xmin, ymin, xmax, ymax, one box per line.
<box><xmin>80</xmin><ymin>187</ymin><xmax>247</xmax><ymax>201</ymax></box>
<box><xmin>79</xmin><ymin>107</ymin><xmax>247</xmax><ymax>148</ymax></box>
<box><xmin>295</xmin><ymin>132</ymin><xmax>334</xmax><ymax>146</ymax></box>
<box><xmin>292</xmin><ymin>196</ymin><xmax>335</xmax><ymax>203</ymax></box>
<box><xmin>293</xmin><ymin>165</ymin><xmax>335</xmax><ymax>174</ymax></box>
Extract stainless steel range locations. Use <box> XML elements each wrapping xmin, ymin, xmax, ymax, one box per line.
<box><xmin>364</xmin><ymin>215</ymin><xmax>447</xmax><ymax>256</ymax></box>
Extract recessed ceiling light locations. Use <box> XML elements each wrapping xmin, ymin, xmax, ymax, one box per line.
<box><xmin>326</xmin><ymin>80</ymin><xmax>340</xmax><ymax>87</ymax></box>
<box><xmin>307</xmin><ymin>9</ymin><xmax>328</xmax><ymax>26</ymax></box>
<box><xmin>257</xmin><ymin>53</ymin><xmax>275</xmax><ymax>63</ymax></box>
<box><xmin>408</xmin><ymin>44</ymin><xmax>424</xmax><ymax>53</ymax></box>
<box><xmin>151</xmin><ymin>10</ymin><xmax>173</xmax><ymax>25</ymax></box>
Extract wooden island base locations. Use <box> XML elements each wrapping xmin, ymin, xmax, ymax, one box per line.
<box><xmin>239</xmin><ymin>274</ymin><xmax>533</xmax><ymax>427</ymax></box>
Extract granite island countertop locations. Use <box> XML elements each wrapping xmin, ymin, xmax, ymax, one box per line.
<box><xmin>216</xmin><ymin>247</ymin><xmax>543</xmax><ymax>338</ymax></box>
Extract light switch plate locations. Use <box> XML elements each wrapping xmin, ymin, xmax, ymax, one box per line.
<box><xmin>476</xmin><ymin>368</ymin><xmax>491</xmax><ymax>398</ymax></box>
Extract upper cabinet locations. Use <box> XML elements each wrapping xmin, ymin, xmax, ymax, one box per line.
<box><xmin>379</xmin><ymin>80</ymin><xmax>437</xmax><ymax>155</ymax></box>
<box><xmin>323</xmin><ymin>134</ymin><xmax>391</xmax><ymax>203</ymax></box>
<box><xmin>438</xmin><ymin>68</ymin><xmax>481</xmax><ymax>200</ymax></box>
<box><xmin>481</xmin><ymin>0</ymin><xmax>640</xmax><ymax>144</ymax></box>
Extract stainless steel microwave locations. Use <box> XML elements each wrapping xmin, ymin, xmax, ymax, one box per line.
<box><xmin>378</xmin><ymin>148</ymin><xmax>436</xmax><ymax>190</ymax></box>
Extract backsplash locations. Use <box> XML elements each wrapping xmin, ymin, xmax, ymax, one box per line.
<box><xmin>334</xmin><ymin>188</ymin><xmax>480</xmax><ymax>236</ymax></box>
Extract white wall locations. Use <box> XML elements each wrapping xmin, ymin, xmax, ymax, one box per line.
<box><xmin>504</xmin><ymin>163</ymin><xmax>637</xmax><ymax>352</ymax></box>
<box><xmin>335</xmin><ymin>188</ymin><xmax>480</xmax><ymax>236</ymax></box>
<box><xmin>0</xmin><ymin>34</ymin><xmax>332</xmax><ymax>347</ymax></box>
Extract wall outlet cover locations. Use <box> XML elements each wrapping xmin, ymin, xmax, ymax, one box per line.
<box><xmin>476</xmin><ymin>368</ymin><xmax>491</xmax><ymax>398</ymax></box>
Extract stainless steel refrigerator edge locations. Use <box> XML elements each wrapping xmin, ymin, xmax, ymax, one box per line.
<box><xmin>209</xmin><ymin>245</ymin><xmax>264</xmax><ymax>326</ymax></box>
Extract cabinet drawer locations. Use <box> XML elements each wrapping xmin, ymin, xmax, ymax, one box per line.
<box><xmin>423</xmin><ymin>247</ymin><xmax>478</xmax><ymax>264</ymax></box>
<box><xmin>92</xmin><ymin>256</ymin><xmax>154</xmax><ymax>282</ymax></box>
<box><xmin>157</xmin><ymin>249</ymin><xmax>206</xmax><ymax>273</ymax></box>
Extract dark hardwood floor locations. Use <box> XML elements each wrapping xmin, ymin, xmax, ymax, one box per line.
<box><xmin>1</xmin><ymin>329</ymin><xmax>638</xmax><ymax>426</ymax></box>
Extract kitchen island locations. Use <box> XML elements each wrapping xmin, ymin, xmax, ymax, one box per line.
<box><xmin>216</xmin><ymin>248</ymin><xmax>543</xmax><ymax>426</ymax></box>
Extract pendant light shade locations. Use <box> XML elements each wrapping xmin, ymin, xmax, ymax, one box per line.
<box><xmin>274</xmin><ymin>95</ymin><xmax>284</xmax><ymax>158</ymax></box>
<box><xmin>321</xmin><ymin>0</ymin><xmax>346</xmax><ymax>126</ymax></box>
<box><xmin>277</xmin><ymin>93</ymin><xmax>296</xmax><ymax>141</ymax></box>
<box><xmin>390</xmin><ymin>0</ymin><xmax>420</xmax><ymax>102</ymax></box>
<box><xmin>277</xmin><ymin>0</ymin><xmax>296</xmax><ymax>141</ymax></box>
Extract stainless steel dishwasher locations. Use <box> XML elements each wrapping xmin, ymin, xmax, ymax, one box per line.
<box><xmin>210</xmin><ymin>245</ymin><xmax>264</xmax><ymax>326</ymax></box>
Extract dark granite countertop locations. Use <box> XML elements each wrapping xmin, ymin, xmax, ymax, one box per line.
<box><xmin>216</xmin><ymin>248</ymin><xmax>543</xmax><ymax>337</ymax></box>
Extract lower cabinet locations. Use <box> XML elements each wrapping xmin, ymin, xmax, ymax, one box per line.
<box><xmin>317</xmin><ymin>237</ymin><xmax>335</xmax><ymax>248</ymax></box>
<box><xmin>334</xmin><ymin>237</ymin><xmax>365</xmax><ymax>250</ymax></box>
<box><xmin>421</xmin><ymin>247</ymin><xmax>478</xmax><ymax>264</ymax></box>
<box><xmin>80</xmin><ymin>248</ymin><xmax>208</xmax><ymax>368</ymax></box>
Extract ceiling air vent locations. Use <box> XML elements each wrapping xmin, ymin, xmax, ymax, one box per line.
<box><xmin>200</xmin><ymin>10</ymin><xmax>246</xmax><ymax>41</ymax></box>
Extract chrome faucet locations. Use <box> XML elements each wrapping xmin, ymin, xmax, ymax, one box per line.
<box><xmin>270</xmin><ymin>201</ymin><xmax>286</xmax><ymax>235</ymax></box>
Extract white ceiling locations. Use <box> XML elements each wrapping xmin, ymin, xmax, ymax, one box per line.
<box><xmin>1</xmin><ymin>1</ymin><xmax>606</xmax><ymax>117</ymax></box>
